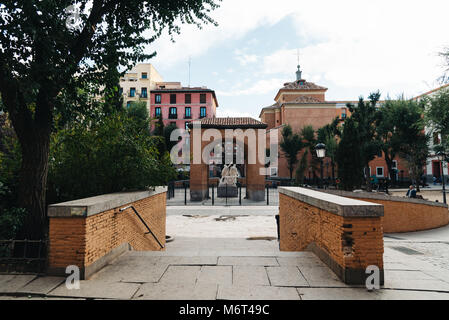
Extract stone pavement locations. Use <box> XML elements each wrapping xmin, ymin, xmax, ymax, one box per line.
<box><xmin>2</xmin><ymin>214</ymin><xmax>449</xmax><ymax>300</ymax></box>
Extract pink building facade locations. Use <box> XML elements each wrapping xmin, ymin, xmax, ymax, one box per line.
<box><xmin>150</xmin><ymin>85</ymin><xmax>219</xmax><ymax>132</ymax></box>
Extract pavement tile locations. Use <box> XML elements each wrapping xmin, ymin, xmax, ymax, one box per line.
<box><xmin>266</xmin><ymin>267</ymin><xmax>309</xmax><ymax>287</ymax></box>
<box><xmin>159</xmin><ymin>266</ymin><xmax>201</xmax><ymax>285</ymax></box>
<box><xmin>298</xmin><ymin>287</ymin><xmax>378</xmax><ymax>300</ymax></box>
<box><xmin>298</xmin><ymin>266</ymin><xmax>347</xmax><ymax>288</ymax></box>
<box><xmin>217</xmin><ymin>284</ymin><xmax>301</xmax><ymax>300</ymax></box>
<box><xmin>133</xmin><ymin>282</ymin><xmax>218</xmax><ymax>300</ymax></box>
<box><xmin>218</xmin><ymin>256</ymin><xmax>279</xmax><ymax>266</ymax></box>
<box><xmin>0</xmin><ymin>275</ymin><xmax>37</xmax><ymax>293</ymax></box>
<box><xmin>16</xmin><ymin>276</ymin><xmax>65</xmax><ymax>295</ymax></box>
<box><xmin>158</xmin><ymin>256</ymin><xmax>218</xmax><ymax>266</ymax></box>
<box><xmin>232</xmin><ymin>266</ymin><xmax>270</xmax><ymax>286</ymax></box>
<box><xmin>383</xmin><ymin>279</ymin><xmax>449</xmax><ymax>292</ymax></box>
<box><xmin>196</xmin><ymin>266</ymin><xmax>232</xmax><ymax>285</ymax></box>
<box><xmin>91</xmin><ymin>264</ymin><xmax>168</xmax><ymax>283</ymax></box>
<box><xmin>48</xmin><ymin>280</ymin><xmax>140</xmax><ymax>299</ymax></box>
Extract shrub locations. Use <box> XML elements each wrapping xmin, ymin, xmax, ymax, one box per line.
<box><xmin>48</xmin><ymin>109</ymin><xmax>176</xmax><ymax>203</ymax></box>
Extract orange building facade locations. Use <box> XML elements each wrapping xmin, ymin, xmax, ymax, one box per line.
<box><xmin>259</xmin><ymin>65</ymin><xmax>409</xmax><ymax>182</ymax></box>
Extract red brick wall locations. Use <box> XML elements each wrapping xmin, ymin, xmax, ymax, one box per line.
<box><xmin>49</xmin><ymin>192</ymin><xmax>166</xmax><ymax>274</ymax></box>
<box><xmin>279</xmin><ymin>193</ymin><xmax>384</xmax><ymax>275</ymax></box>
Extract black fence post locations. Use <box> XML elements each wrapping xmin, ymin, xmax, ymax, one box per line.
<box><xmin>212</xmin><ymin>183</ymin><xmax>215</xmax><ymax>206</ymax></box>
<box><xmin>184</xmin><ymin>182</ymin><xmax>187</xmax><ymax>205</ymax></box>
<box><xmin>239</xmin><ymin>183</ymin><xmax>242</xmax><ymax>205</ymax></box>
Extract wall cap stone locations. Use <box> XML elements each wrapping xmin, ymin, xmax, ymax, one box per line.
<box><xmin>321</xmin><ymin>189</ymin><xmax>449</xmax><ymax>209</ymax></box>
<box><xmin>278</xmin><ymin>187</ymin><xmax>384</xmax><ymax>217</ymax></box>
<box><xmin>47</xmin><ymin>186</ymin><xmax>167</xmax><ymax>218</ymax></box>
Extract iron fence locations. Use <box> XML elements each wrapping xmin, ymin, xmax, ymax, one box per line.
<box><xmin>0</xmin><ymin>239</ymin><xmax>47</xmax><ymax>275</ymax></box>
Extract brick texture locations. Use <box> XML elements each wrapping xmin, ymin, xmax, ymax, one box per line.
<box><xmin>279</xmin><ymin>193</ymin><xmax>384</xmax><ymax>273</ymax></box>
<box><xmin>49</xmin><ymin>192</ymin><xmax>166</xmax><ymax>271</ymax></box>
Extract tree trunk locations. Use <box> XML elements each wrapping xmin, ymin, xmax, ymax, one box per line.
<box><xmin>16</xmin><ymin>127</ymin><xmax>51</xmax><ymax>240</ymax></box>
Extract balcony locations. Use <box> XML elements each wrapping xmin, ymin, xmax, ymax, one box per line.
<box><xmin>184</xmin><ymin>115</ymin><xmax>192</xmax><ymax>119</ymax></box>
<box><xmin>169</xmin><ymin>114</ymin><xmax>178</xmax><ymax>120</ymax></box>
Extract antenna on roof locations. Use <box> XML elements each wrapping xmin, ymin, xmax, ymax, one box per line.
<box><xmin>188</xmin><ymin>56</ymin><xmax>191</xmax><ymax>88</ymax></box>
<box><xmin>295</xmin><ymin>48</ymin><xmax>302</xmax><ymax>81</ymax></box>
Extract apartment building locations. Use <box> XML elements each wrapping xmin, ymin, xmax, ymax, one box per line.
<box><xmin>120</xmin><ymin>63</ymin><xmax>163</xmax><ymax>109</ymax></box>
<box><xmin>150</xmin><ymin>82</ymin><xmax>219</xmax><ymax>131</ymax></box>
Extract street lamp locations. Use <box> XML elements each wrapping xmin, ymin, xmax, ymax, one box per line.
<box><xmin>316</xmin><ymin>143</ymin><xmax>326</xmax><ymax>189</ymax></box>
<box><xmin>437</xmin><ymin>152</ymin><xmax>447</xmax><ymax>204</ymax></box>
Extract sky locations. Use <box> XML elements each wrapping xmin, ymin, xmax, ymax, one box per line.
<box><xmin>144</xmin><ymin>0</ymin><xmax>449</xmax><ymax>119</ymax></box>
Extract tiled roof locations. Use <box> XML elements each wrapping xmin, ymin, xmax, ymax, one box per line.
<box><xmin>195</xmin><ymin>117</ymin><xmax>267</xmax><ymax>128</ymax></box>
<box><xmin>152</xmin><ymin>87</ymin><xmax>213</xmax><ymax>92</ymax></box>
<box><xmin>281</xmin><ymin>80</ymin><xmax>327</xmax><ymax>91</ymax></box>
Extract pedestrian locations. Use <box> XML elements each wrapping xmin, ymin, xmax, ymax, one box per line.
<box><xmin>406</xmin><ymin>185</ymin><xmax>417</xmax><ymax>198</ymax></box>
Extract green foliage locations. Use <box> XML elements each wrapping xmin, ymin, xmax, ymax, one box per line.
<box><xmin>127</xmin><ymin>100</ymin><xmax>150</xmax><ymax>132</ymax></box>
<box><xmin>48</xmin><ymin>110</ymin><xmax>176</xmax><ymax>203</ymax></box>
<box><xmin>295</xmin><ymin>150</ymin><xmax>309</xmax><ymax>185</ymax></box>
<box><xmin>163</xmin><ymin>123</ymin><xmax>180</xmax><ymax>154</ymax></box>
<box><xmin>425</xmin><ymin>88</ymin><xmax>449</xmax><ymax>160</ymax></box>
<box><xmin>280</xmin><ymin>125</ymin><xmax>304</xmax><ymax>179</ymax></box>
<box><xmin>336</xmin><ymin>117</ymin><xmax>364</xmax><ymax>190</ymax></box>
<box><xmin>378</xmin><ymin>98</ymin><xmax>428</xmax><ymax>185</ymax></box>
<box><xmin>346</xmin><ymin>93</ymin><xmax>382</xmax><ymax>190</ymax></box>
<box><xmin>0</xmin><ymin>114</ymin><xmax>27</xmax><ymax>239</ymax></box>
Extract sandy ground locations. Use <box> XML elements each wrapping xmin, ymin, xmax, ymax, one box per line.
<box><xmin>390</xmin><ymin>190</ymin><xmax>446</xmax><ymax>203</ymax></box>
<box><xmin>166</xmin><ymin>215</ymin><xmax>277</xmax><ymax>239</ymax></box>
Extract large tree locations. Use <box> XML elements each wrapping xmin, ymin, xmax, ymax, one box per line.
<box><xmin>377</xmin><ymin>98</ymin><xmax>428</xmax><ymax>189</ymax></box>
<box><xmin>347</xmin><ymin>93</ymin><xmax>382</xmax><ymax>191</ymax></box>
<box><xmin>317</xmin><ymin>117</ymin><xmax>340</xmax><ymax>180</ymax></box>
<box><xmin>425</xmin><ymin>88</ymin><xmax>449</xmax><ymax>161</ymax></box>
<box><xmin>0</xmin><ymin>0</ymin><xmax>220</xmax><ymax>239</ymax></box>
<box><xmin>280</xmin><ymin>125</ymin><xmax>303</xmax><ymax>180</ymax></box>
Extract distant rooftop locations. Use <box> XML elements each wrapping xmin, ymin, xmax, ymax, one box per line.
<box><xmin>281</xmin><ymin>79</ymin><xmax>328</xmax><ymax>91</ymax></box>
<box><xmin>191</xmin><ymin>117</ymin><xmax>267</xmax><ymax>129</ymax></box>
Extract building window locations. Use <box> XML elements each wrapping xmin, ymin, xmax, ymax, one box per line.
<box><xmin>155</xmin><ymin>94</ymin><xmax>161</xmax><ymax>104</ymax></box>
<box><xmin>126</xmin><ymin>101</ymin><xmax>132</xmax><ymax>108</ymax></box>
<box><xmin>155</xmin><ymin>107</ymin><xmax>161</xmax><ymax>117</ymax></box>
<box><xmin>200</xmin><ymin>94</ymin><xmax>206</xmax><ymax>104</ymax></box>
<box><xmin>141</xmin><ymin>72</ymin><xmax>148</xmax><ymax>79</ymax></box>
<box><xmin>185</xmin><ymin>107</ymin><xmax>191</xmax><ymax>119</ymax></box>
<box><xmin>376</xmin><ymin>167</ymin><xmax>384</xmax><ymax>177</ymax></box>
<box><xmin>341</xmin><ymin>108</ymin><xmax>347</xmax><ymax>119</ymax></box>
<box><xmin>185</xmin><ymin>94</ymin><xmax>191</xmax><ymax>104</ymax></box>
<box><xmin>200</xmin><ymin>107</ymin><xmax>206</xmax><ymax>118</ymax></box>
<box><xmin>169</xmin><ymin>107</ymin><xmax>177</xmax><ymax>119</ymax></box>
<box><xmin>270</xmin><ymin>167</ymin><xmax>278</xmax><ymax>177</ymax></box>
<box><xmin>170</xmin><ymin>94</ymin><xmax>177</xmax><ymax>104</ymax></box>
<box><xmin>185</xmin><ymin>122</ymin><xmax>190</xmax><ymax>130</ymax></box>
<box><xmin>141</xmin><ymin>87</ymin><xmax>148</xmax><ymax>98</ymax></box>
<box><xmin>392</xmin><ymin>160</ymin><xmax>398</xmax><ymax>169</ymax></box>
<box><xmin>119</xmin><ymin>87</ymin><xmax>123</xmax><ymax>95</ymax></box>
<box><xmin>130</xmin><ymin>88</ymin><xmax>136</xmax><ymax>97</ymax></box>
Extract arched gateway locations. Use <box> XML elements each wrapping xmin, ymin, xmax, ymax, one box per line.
<box><xmin>188</xmin><ymin>117</ymin><xmax>268</xmax><ymax>202</ymax></box>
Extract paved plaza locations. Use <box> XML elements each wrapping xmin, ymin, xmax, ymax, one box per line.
<box><xmin>2</xmin><ymin>208</ymin><xmax>449</xmax><ymax>300</ymax></box>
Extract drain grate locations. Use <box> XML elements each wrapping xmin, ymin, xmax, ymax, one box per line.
<box><xmin>390</xmin><ymin>246</ymin><xmax>423</xmax><ymax>255</ymax></box>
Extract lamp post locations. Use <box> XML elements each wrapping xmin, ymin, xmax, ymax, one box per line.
<box><xmin>437</xmin><ymin>152</ymin><xmax>447</xmax><ymax>205</ymax></box>
<box><xmin>315</xmin><ymin>143</ymin><xmax>326</xmax><ymax>189</ymax></box>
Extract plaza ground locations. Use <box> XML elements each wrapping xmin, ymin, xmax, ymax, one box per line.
<box><xmin>2</xmin><ymin>206</ymin><xmax>449</xmax><ymax>300</ymax></box>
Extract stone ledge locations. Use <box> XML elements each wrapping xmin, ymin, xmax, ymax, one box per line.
<box><xmin>321</xmin><ymin>189</ymin><xmax>449</xmax><ymax>209</ymax></box>
<box><xmin>278</xmin><ymin>187</ymin><xmax>383</xmax><ymax>217</ymax></box>
<box><xmin>48</xmin><ymin>186</ymin><xmax>167</xmax><ymax>218</ymax></box>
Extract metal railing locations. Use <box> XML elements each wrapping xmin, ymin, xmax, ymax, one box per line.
<box><xmin>0</xmin><ymin>239</ymin><xmax>47</xmax><ymax>275</ymax></box>
<box><xmin>119</xmin><ymin>206</ymin><xmax>164</xmax><ymax>249</ymax></box>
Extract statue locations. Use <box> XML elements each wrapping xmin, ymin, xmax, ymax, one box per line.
<box><xmin>218</xmin><ymin>163</ymin><xmax>239</xmax><ymax>198</ymax></box>
<box><xmin>220</xmin><ymin>164</ymin><xmax>239</xmax><ymax>185</ymax></box>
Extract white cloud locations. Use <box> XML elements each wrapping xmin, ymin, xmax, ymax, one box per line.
<box><xmin>216</xmin><ymin>78</ymin><xmax>289</xmax><ymax>97</ymax></box>
<box><xmin>146</xmin><ymin>0</ymin><xmax>449</xmax><ymax>102</ymax></box>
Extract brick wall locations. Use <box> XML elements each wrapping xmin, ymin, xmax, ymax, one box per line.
<box><xmin>48</xmin><ymin>189</ymin><xmax>166</xmax><ymax>279</ymax></box>
<box><xmin>279</xmin><ymin>188</ymin><xmax>384</xmax><ymax>285</ymax></box>
<box><xmin>321</xmin><ymin>189</ymin><xmax>449</xmax><ymax>233</ymax></box>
